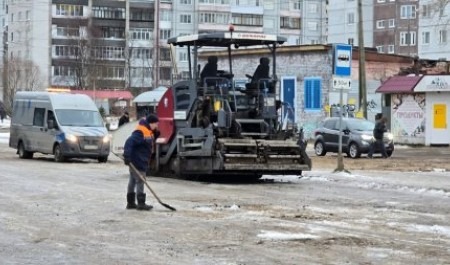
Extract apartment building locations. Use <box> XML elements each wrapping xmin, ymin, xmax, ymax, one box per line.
<box><xmin>373</xmin><ymin>0</ymin><xmax>419</xmax><ymax>56</ymax></box>
<box><xmin>1</xmin><ymin>0</ymin><xmax>328</xmax><ymax>98</ymax></box>
<box><xmin>327</xmin><ymin>0</ymin><xmax>374</xmax><ymax>47</ymax></box>
<box><xmin>418</xmin><ymin>0</ymin><xmax>450</xmax><ymax>60</ymax></box>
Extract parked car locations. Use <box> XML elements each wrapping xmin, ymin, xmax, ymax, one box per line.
<box><xmin>313</xmin><ymin>117</ymin><xmax>394</xmax><ymax>158</ymax></box>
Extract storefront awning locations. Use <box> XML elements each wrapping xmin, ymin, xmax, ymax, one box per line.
<box><xmin>376</xmin><ymin>76</ymin><xmax>423</xmax><ymax>93</ymax></box>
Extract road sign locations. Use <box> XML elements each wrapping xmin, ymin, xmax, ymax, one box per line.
<box><xmin>333</xmin><ymin>44</ymin><xmax>352</xmax><ymax>76</ymax></box>
<box><xmin>332</xmin><ymin>76</ymin><xmax>351</xmax><ymax>89</ymax></box>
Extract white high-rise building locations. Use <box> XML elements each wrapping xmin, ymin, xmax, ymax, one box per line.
<box><xmin>327</xmin><ymin>0</ymin><xmax>374</xmax><ymax>47</ymax></box>
<box><xmin>418</xmin><ymin>0</ymin><xmax>450</xmax><ymax>60</ymax></box>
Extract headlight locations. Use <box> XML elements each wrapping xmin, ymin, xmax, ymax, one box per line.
<box><xmin>361</xmin><ymin>134</ymin><xmax>373</xmax><ymax>141</ymax></box>
<box><xmin>102</xmin><ymin>134</ymin><xmax>111</xmax><ymax>143</ymax></box>
<box><xmin>65</xmin><ymin>133</ymin><xmax>78</xmax><ymax>143</ymax></box>
<box><xmin>386</xmin><ymin>133</ymin><xmax>394</xmax><ymax>141</ymax></box>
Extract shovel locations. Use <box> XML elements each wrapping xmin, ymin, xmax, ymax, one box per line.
<box><xmin>128</xmin><ymin>162</ymin><xmax>176</xmax><ymax>211</ymax></box>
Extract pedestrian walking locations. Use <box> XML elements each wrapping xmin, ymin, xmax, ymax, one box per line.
<box><xmin>123</xmin><ymin>114</ymin><xmax>159</xmax><ymax>211</ymax></box>
<box><xmin>368</xmin><ymin>116</ymin><xmax>388</xmax><ymax>158</ymax></box>
<box><xmin>118</xmin><ymin>111</ymin><xmax>130</xmax><ymax>127</ymax></box>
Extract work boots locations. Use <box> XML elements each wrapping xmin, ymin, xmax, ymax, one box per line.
<box><xmin>136</xmin><ymin>193</ymin><xmax>153</xmax><ymax>211</ymax></box>
<box><xmin>126</xmin><ymin>192</ymin><xmax>137</xmax><ymax>209</ymax></box>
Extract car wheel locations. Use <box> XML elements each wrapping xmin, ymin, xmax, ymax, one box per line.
<box><xmin>54</xmin><ymin>144</ymin><xmax>65</xmax><ymax>162</ymax></box>
<box><xmin>314</xmin><ymin>141</ymin><xmax>327</xmax><ymax>156</ymax></box>
<box><xmin>386</xmin><ymin>150</ymin><xmax>393</xmax><ymax>157</ymax></box>
<box><xmin>18</xmin><ymin>142</ymin><xmax>33</xmax><ymax>159</ymax></box>
<box><xmin>348</xmin><ymin>142</ymin><xmax>361</xmax><ymax>159</ymax></box>
<box><xmin>98</xmin><ymin>156</ymin><xmax>108</xmax><ymax>163</ymax></box>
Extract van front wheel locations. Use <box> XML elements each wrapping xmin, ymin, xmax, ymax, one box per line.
<box><xmin>54</xmin><ymin>144</ymin><xmax>65</xmax><ymax>162</ymax></box>
<box><xmin>18</xmin><ymin>142</ymin><xmax>33</xmax><ymax>159</ymax></box>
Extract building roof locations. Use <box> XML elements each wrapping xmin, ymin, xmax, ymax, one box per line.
<box><xmin>71</xmin><ymin>90</ymin><xmax>133</xmax><ymax>100</ymax></box>
<box><xmin>376</xmin><ymin>75</ymin><xmax>423</xmax><ymax>93</ymax></box>
<box><xmin>133</xmin><ymin>87</ymin><xmax>168</xmax><ymax>104</ymax></box>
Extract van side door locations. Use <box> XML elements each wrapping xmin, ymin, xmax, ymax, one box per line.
<box><xmin>31</xmin><ymin>107</ymin><xmax>46</xmax><ymax>152</ymax></box>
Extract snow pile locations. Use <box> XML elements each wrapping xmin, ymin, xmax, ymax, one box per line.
<box><xmin>257</xmin><ymin>230</ymin><xmax>319</xmax><ymax>241</ymax></box>
<box><xmin>0</xmin><ymin>132</ymin><xmax>9</xmax><ymax>144</ymax></box>
<box><xmin>0</xmin><ymin>118</ymin><xmax>10</xmax><ymax>129</ymax></box>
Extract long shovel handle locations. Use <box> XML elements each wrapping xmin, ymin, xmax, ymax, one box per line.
<box><xmin>129</xmin><ymin>162</ymin><xmax>176</xmax><ymax>211</ymax></box>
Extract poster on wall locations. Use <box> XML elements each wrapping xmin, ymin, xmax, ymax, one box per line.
<box><xmin>392</xmin><ymin>94</ymin><xmax>425</xmax><ymax>138</ymax></box>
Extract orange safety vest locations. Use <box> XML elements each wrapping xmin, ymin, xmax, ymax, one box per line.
<box><xmin>135</xmin><ymin>124</ymin><xmax>154</xmax><ymax>141</ymax></box>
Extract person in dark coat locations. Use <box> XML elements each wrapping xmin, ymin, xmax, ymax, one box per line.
<box><xmin>368</xmin><ymin>116</ymin><xmax>388</xmax><ymax>158</ymax></box>
<box><xmin>118</xmin><ymin>111</ymin><xmax>130</xmax><ymax>127</ymax></box>
<box><xmin>123</xmin><ymin>114</ymin><xmax>159</xmax><ymax>211</ymax></box>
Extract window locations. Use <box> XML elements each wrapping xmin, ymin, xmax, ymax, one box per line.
<box><xmin>400</xmin><ymin>31</ymin><xmax>416</xmax><ymax>46</ymax></box>
<box><xmin>101</xmin><ymin>67</ymin><xmax>125</xmax><ymax>80</ymax></box>
<box><xmin>179</xmin><ymin>0</ymin><xmax>192</xmax><ymax>4</ymax></box>
<box><xmin>388</xmin><ymin>19</ymin><xmax>395</xmax><ymax>28</ymax></box>
<box><xmin>280</xmin><ymin>17</ymin><xmax>301</xmax><ymax>29</ymax></box>
<box><xmin>130</xmin><ymin>28</ymin><xmax>152</xmax><ymax>40</ymax></box>
<box><xmin>377</xmin><ymin>0</ymin><xmax>386</xmax><ymax>2</ymax></box>
<box><xmin>304</xmin><ymin>78</ymin><xmax>321</xmax><ymax>110</ymax></box>
<box><xmin>293</xmin><ymin>1</ymin><xmax>301</xmax><ymax>10</ymax></box>
<box><xmin>33</xmin><ymin>108</ymin><xmax>45</xmax><ymax>127</ymax></box>
<box><xmin>233</xmin><ymin>14</ymin><xmax>263</xmax><ymax>26</ymax></box>
<box><xmin>56</xmin><ymin>27</ymin><xmax>80</xmax><ymax>37</ymax></box>
<box><xmin>26</xmin><ymin>10</ymin><xmax>30</xmax><ymax>20</ymax></box>
<box><xmin>422</xmin><ymin>31</ymin><xmax>430</xmax><ymax>44</ymax></box>
<box><xmin>56</xmin><ymin>4</ymin><xmax>84</xmax><ymax>17</ymax></box>
<box><xmin>376</xmin><ymin>46</ymin><xmax>384</xmax><ymax>53</ymax></box>
<box><xmin>400</xmin><ymin>5</ymin><xmax>416</xmax><ymax>19</ymax></box>
<box><xmin>10</xmin><ymin>13</ymin><xmax>13</xmax><ymax>22</ymax></box>
<box><xmin>179</xmin><ymin>51</ymin><xmax>188</xmax><ymax>62</ymax></box>
<box><xmin>54</xmin><ymin>45</ymin><xmax>80</xmax><ymax>57</ymax></box>
<box><xmin>132</xmin><ymin>48</ymin><xmax>151</xmax><ymax>60</ymax></box>
<box><xmin>160</xmin><ymin>48</ymin><xmax>171</xmax><ymax>61</ymax></box>
<box><xmin>180</xmin><ymin>14</ymin><xmax>192</xmax><ymax>23</ymax></box>
<box><xmin>91</xmin><ymin>46</ymin><xmax>125</xmax><ymax>60</ymax></box>
<box><xmin>161</xmin><ymin>10</ymin><xmax>172</xmax><ymax>21</ymax></box>
<box><xmin>376</xmin><ymin>20</ymin><xmax>385</xmax><ymax>29</ymax></box>
<box><xmin>160</xmin><ymin>29</ymin><xmax>171</xmax><ymax>40</ymax></box>
<box><xmin>199</xmin><ymin>12</ymin><xmax>230</xmax><ymax>24</ymax></box>
<box><xmin>387</xmin><ymin>45</ymin><xmax>394</xmax><ymax>53</ymax></box>
<box><xmin>160</xmin><ymin>67</ymin><xmax>171</xmax><ymax>80</ymax></box>
<box><xmin>100</xmin><ymin>27</ymin><xmax>125</xmax><ymax>39</ymax></box>
<box><xmin>92</xmin><ymin>6</ymin><xmax>124</xmax><ymax>19</ymax></box>
<box><xmin>439</xmin><ymin>30</ymin><xmax>447</xmax><ymax>43</ymax></box>
<box><xmin>53</xmin><ymin>66</ymin><xmax>76</xmax><ymax>77</ymax></box>
<box><xmin>422</xmin><ymin>4</ymin><xmax>431</xmax><ymax>18</ymax></box>
<box><xmin>130</xmin><ymin>9</ymin><xmax>153</xmax><ymax>21</ymax></box>
<box><xmin>347</xmin><ymin>12</ymin><xmax>355</xmax><ymax>24</ymax></box>
<box><xmin>10</xmin><ymin>32</ymin><xmax>13</xmax><ymax>42</ymax></box>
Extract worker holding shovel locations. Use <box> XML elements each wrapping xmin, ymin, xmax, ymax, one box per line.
<box><xmin>123</xmin><ymin>114</ymin><xmax>159</xmax><ymax>211</ymax></box>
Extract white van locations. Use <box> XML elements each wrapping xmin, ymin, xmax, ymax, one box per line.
<box><xmin>9</xmin><ymin>92</ymin><xmax>110</xmax><ymax>162</ymax></box>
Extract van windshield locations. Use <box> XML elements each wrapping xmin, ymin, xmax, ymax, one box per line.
<box><xmin>55</xmin><ymin>110</ymin><xmax>104</xmax><ymax>127</ymax></box>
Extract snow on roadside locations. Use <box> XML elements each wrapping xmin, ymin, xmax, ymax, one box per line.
<box><xmin>0</xmin><ymin>133</ymin><xmax>9</xmax><ymax>144</ymax></box>
<box><xmin>257</xmin><ymin>230</ymin><xmax>319</xmax><ymax>241</ymax></box>
<box><xmin>387</xmin><ymin>222</ymin><xmax>450</xmax><ymax>239</ymax></box>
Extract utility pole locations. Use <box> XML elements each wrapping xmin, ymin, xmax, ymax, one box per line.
<box><xmin>357</xmin><ymin>0</ymin><xmax>367</xmax><ymax>119</ymax></box>
<box><xmin>2</xmin><ymin>27</ymin><xmax>8</xmax><ymax>107</ymax></box>
<box><xmin>153</xmin><ymin>0</ymin><xmax>160</xmax><ymax>89</ymax></box>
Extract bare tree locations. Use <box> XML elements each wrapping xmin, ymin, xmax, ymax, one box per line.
<box><xmin>3</xmin><ymin>57</ymin><xmax>42</xmax><ymax>114</ymax></box>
